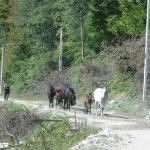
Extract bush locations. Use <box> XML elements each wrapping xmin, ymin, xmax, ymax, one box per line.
<box><xmin>18</xmin><ymin>115</ymin><xmax>98</xmax><ymax>150</ymax></box>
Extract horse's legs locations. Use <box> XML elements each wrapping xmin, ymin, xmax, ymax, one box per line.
<box><xmin>6</xmin><ymin>94</ymin><xmax>9</xmax><ymax>101</ymax></box>
<box><xmin>84</xmin><ymin>102</ymin><xmax>87</xmax><ymax>114</ymax></box>
<box><xmin>56</xmin><ymin>98</ymin><xmax>58</xmax><ymax>107</ymax></box>
<box><xmin>98</xmin><ymin>103</ymin><xmax>101</xmax><ymax>115</ymax></box>
<box><xmin>48</xmin><ymin>96</ymin><xmax>53</xmax><ymax>108</ymax></box>
<box><xmin>89</xmin><ymin>103</ymin><xmax>91</xmax><ymax>114</ymax></box>
<box><xmin>52</xmin><ymin>99</ymin><xmax>53</xmax><ymax>108</ymax></box>
<box><xmin>99</xmin><ymin>101</ymin><xmax>104</xmax><ymax>116</ymax></box>
<box><xmin>100</xmin><ymin>107</ymin><xmax>104</xmax><ymax>116</ymax></box>
<box><xmin>48</xmin><ymin>95</ymin><xmax>51</xmax><ymax>108</ymax></box>
<box><xmin>85</xmin><ymin>105</ymin><xmax>87</xmax><ymax>114</ymax></box>
<box><xmin>84</xmin><ymin>103</ymin><xmax>86</xmax><ymax>114</ymax></box>
<box><xmin>68</xmin><ymin>100</ymin><xmax>70</xmax><ymax>110</ymax></box>
<box><xmin>66</xmin><ymin>98</ymin><xmax>70</xmax><ymax>110</ymax></box>
<box><xmin>6</xmin><ymin>94</ymin><xmax>8</xmax><ymax>101</ymax></box>
<box><xmin>64</xmin><ymin>99</ymin><xmax>66</xmax><ymax>109</ymax></box>
<box><xmin>56</xmin><ymin>98</ymin><xmax>62</xmax><ymax>108</ymax></box>
<box><xmin>59</xmin><ymin>99</ymin><xmax>63</xmax><ymax>108</ymax></box>
<box><xmin>86</xmin><ymin>108</ymin><xmax>88</xmax><ymax>114</ymax></box>
<box><xmin>4</xmin><ymin>92</ymin><xmax>7</xmax><ymax>101</ymax></box>
<box><xmin>95</xmin><ymin>102</ymin><xmax>99</xmax><ymax>115</ymax></box>
<box><xmin>61</xmin><ymin>99</ymin><xmax>64</xmax><ymax>108</ymax></box>
<box><xmin>48</xmin><ymin>98</ymin><xmax>50</xmax><ymax>108</ymax></box>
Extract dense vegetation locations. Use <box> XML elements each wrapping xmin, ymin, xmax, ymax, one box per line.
<box><xmin>0</xmin><ymin>0</ymin><xmax>146</xmax><ymax>93</ymax></box>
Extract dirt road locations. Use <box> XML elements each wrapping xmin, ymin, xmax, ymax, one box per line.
<box><xmin>2</xmin><ymin>98</ymin><xmax>150</xmax><ymax>150</ymax></box>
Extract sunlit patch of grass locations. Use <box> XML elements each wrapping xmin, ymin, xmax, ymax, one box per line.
<box><xmin>105</xmin><ymin>94</ymin><xmax>149</xmax><ymax>118</ymax></box>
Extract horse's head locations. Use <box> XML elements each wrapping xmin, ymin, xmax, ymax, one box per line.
<box><xmin>89</xmin><ymin>93</ymin><xmax>94</xmax><ymax>102</ymax></box>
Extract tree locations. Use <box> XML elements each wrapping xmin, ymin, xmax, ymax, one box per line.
<box><xmin>0</xmin><ymin>0</ymin><xmax>10</xmax><ymax>45</ymax></box>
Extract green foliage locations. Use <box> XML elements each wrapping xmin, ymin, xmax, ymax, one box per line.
<box><xmin>8</xmin><ymin>52</ymin><xmax>53</xmax><ymax>92</ymax></box>
<box><xmin>0</xmin><ymin>0</ymin><xmax>10</xmax><ymax>45</ymax></box>
<box><xmin>111</xmin><ymin>0</ymin><xmax>146</xmax><ymax>36</ymax></box>
<box><xmin>106</xmin><ymin>94</ymin><xmax>149</xmax><ymax>118</ymax></box>
<box><xmin>107</xmin><ymin>73</ymin><xmax>136</xmax><ymax>99</ymax></box>
<box><xmin>18</xmin><ymin>116</ymin><xmax>98</xmax><ymax>150</ymax></box>
<box><xmin>88</xmin><ymin>0</ymin><xmax>146</xmax><ymax>45</ymax></box>
<box><xmin>108</xmin><ymin>96</ymin><xmax>133</xmax><ymax>113</ymax></box>
<box><xmin>69</xmin><ymin>66</ymin><xmax>84</xmax><ymax>87</ymax></box>
<box><xmin>0</xmin><ymin>0</ymin><xmax>146</xmax><ymax>93</ymax></box>
<box><xmin>116</xmin><ymin>50</ymin><xmax>135</xmax><ymax>74</ymax></box>
<box><xmin>88</xmin><ymin>0</ymin><xmax>121</xmax><ymax>44</ymax></box>
<box><xmin>6</xmin><ymin>102</ymin><xmax>26</xmax><ymax>113</ymax></box>
<box><xmin>68</xmin><ymin>65</ymin><xmax>98</xmax><ymax>96</ymax></box>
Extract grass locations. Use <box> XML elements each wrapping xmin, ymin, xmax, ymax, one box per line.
<box><xmin>0</xmin><ymin>102</ymin><xmax>99</xmax><ymax>149</ymax></box>
<box><xmin>105</xmin><ymin>93</ymin><xmax>149</xmax><ymax>118</ymax></box>
<box><xmin>17</xmin><ymin>114</ymin><xmax>99</xmax><ymax>150</ymax></box>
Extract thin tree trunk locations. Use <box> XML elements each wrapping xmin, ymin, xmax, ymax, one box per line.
<box><xmin>59</xmin><ymin>26</ymin><xmax>63</xmax><ymax>71</ymax></box>
<box><xmin>80</xmin><ymin>12</ymin><xmax>84</xmax><ymax>62</ymax></box>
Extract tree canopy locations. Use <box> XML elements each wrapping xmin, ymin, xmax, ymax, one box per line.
<box><xmin>0</xmin><ymin>0</ymin><xmax>146</xmax><ymax>91</ymax></box>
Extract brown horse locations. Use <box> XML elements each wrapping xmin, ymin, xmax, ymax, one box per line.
<box><xmin>84</xmin><ymin>93</ymin><xmax>93</xmax><ymax>114</ymax></box>
<box><xmin>47</xmin><ymin>84</ymin><xmax>56</xmax><ymax>108</ymax></box>
<box><xmin>55</xmin><ymin>88</ymin><xmax>63</xmax><ymax>108</ymax></box>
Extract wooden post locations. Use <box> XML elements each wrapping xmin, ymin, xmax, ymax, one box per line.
<box><xmin>0</xmin><ymin>45</ymin><xmax>4</xmax><ymax>93</ymax></box>
<box><xmin>143</xmin><ymin>0</ymin><xmax>150</xmax><ymax>102</ymax></box>
<box><xmin>59</xmin><ymin>26</ymin><xmax>63</xmax><ymax>71</ymax></box>
<box><xmin>80</xmin><ymin>12</ymin><xmax>84</xmax><ymax>62</ymax></box>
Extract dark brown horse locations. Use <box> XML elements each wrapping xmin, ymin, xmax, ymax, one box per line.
<box><xmin>84</xmin><ymin>93</ymin><xmax>93</xmax><ymax>114</ymax></box>
<box><xmin>55</xmin><ymin>88</ymin><xmax>63</xmax><ymax>108</ymax></box>
<box><xmin>47</xmin><ymin>84</ymin><xmax>56</xmax><ymax>108</ymax></box>
<box><xmin>55</xmin><ymin>84</ymin><xmax>76</xmax><ymax>110</ymax></box>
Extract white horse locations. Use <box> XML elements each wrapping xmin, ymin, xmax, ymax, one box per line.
<box><xmin>93</xmin><ymin>87</ymin><xmax>107</xmax><ymax>116</ymax></box>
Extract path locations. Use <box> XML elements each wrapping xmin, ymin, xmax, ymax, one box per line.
<box><xmin>1</xmin><ymin>98</ymin><xmax>150</xmax><ymax>150</ymax></box>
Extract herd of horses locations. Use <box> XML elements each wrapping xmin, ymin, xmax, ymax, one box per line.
<box><xmin>47</xmin><ymin>84</ymin><xmax>107</xmax><ymax>116</ymax></box>
<box><xmin>47</xmin><ymin>84</ymin><xmax>76</xmax><ymax>110</ymax></box>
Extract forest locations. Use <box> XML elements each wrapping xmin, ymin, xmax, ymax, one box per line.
<box><xmin>0</xmin><ymin>0</ymin><xmax>146</xmax><ymax>93</ymax></box>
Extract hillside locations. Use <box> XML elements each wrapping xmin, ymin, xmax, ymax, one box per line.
<box><xmin>13</xmin><ymin>37</ymin><xmax>146</xmax><ymax>118</ymax></box>
<box><xmin>0</xmin><ymin>0</ymin><xmax>146</xmax><ymax>93</ymax></box>
<box><xmin>28</xmin><ymin>37</ymin><xmax>144</xmax><ymax>97</ymax></box>
<box><xmin>0</xmin><ymin>0</ymin><xmax>147</xmax><ymax>117</ymax></box>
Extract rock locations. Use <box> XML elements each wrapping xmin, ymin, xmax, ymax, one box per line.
<box><xmin>0</xmin><ymin>143</ymin><xmax>9</xmax><ymax>149</ymax></box>
<box><xmin>101</xmin><ymin>128</ymin><xmax>110</xmax><ymax>137</ymax></box>
<box><xmin>145</xmin><ymin>115</ymin><xmax>150</xmax><ymax>120</ymax></box>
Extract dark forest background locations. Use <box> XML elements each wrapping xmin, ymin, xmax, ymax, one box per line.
<box><xmin>0</xmin><ymin>0</ymin><xmax>146</xmax><ymax>96</ymax></box>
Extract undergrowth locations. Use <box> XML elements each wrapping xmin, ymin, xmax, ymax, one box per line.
<box><xmin>17</xmin><ymin>115</ymin><xmax>98</xmax><ymax>150</ymax></box>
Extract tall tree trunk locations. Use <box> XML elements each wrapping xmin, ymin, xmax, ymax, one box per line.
<box><xmin>80</xmin><ymin>11</ymin><xmax>84</xmax><ymax>62</ymax></box>
<box><xmin>59</xmin><ymin>26</ymin><xmax>63</xmax><ymax>71</ymax></box>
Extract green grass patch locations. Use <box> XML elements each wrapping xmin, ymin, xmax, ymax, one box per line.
<box><xmin>18</xmin><ymin>115</ymin><xmax>98</xmax><ymax>150</ymax></box>
<box><xmin>106</xmin><ymin>94</ymin><xmax>149</xmax><ymax>118</ymax></box>
<box><xmin>107</xmin><ymin>73</ymin><xmax>137</xmax><ymax>100</ymax></box>
<box><xmin>5</xmin><ymin>102</ymin><xmax>26</xmax><ymax>113</ymax></box>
